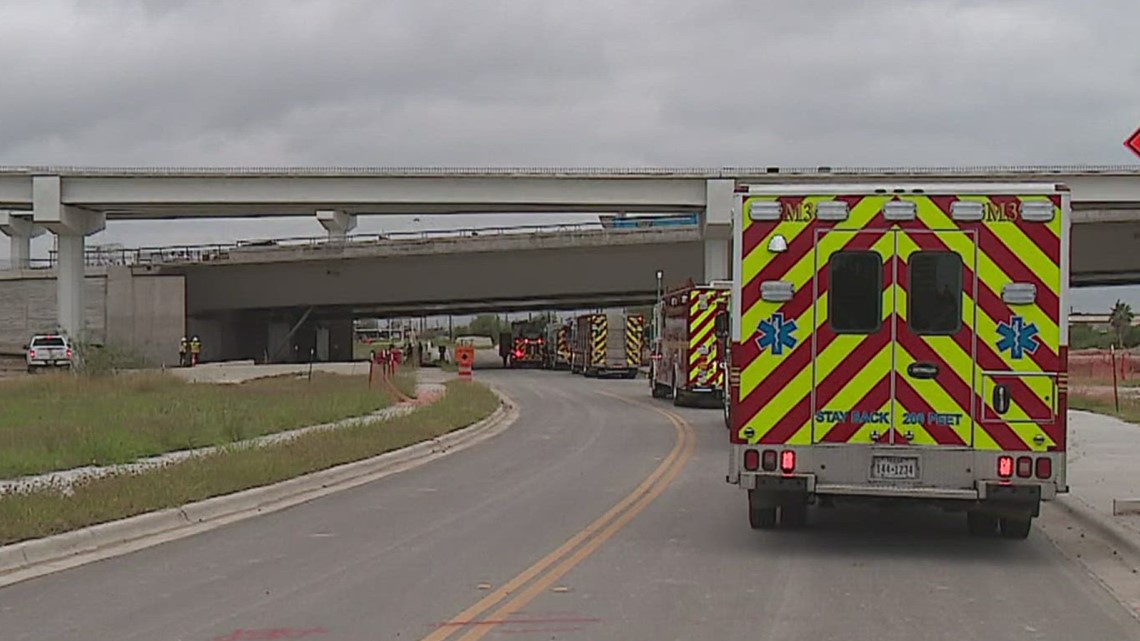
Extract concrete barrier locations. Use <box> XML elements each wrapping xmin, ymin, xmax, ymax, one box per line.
<box><xmin>1113</xmin><ymin>498</ymin><xmax>1140</xmax><ymax>516</ymax></box>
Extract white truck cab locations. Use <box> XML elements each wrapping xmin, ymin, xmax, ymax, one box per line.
<box><xmin>25</xmin><ymin>334</ymin><xmax>74</xmax><ymax>373</ymax></box>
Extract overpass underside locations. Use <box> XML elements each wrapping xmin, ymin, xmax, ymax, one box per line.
<box><xmin>174</xmin><ymin>231</ymin><xmax>704</xmax><ymax>363</ymax></box>
<box><xmin>1070</xmin><ymin>212</ymin><xmax>1140</xmax><ymax>286</ymax></box>
<box><xmin>166</xmin><ymin>211</ymin><xmax>1140</xmax><ymax>363</ymax></box>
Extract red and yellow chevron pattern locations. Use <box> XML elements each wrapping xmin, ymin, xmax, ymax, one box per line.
<box><xmin>732</xmin><ymin>193</ymin><xmax>1065</xmax><ymax>452</ymax></box>
<box><xmin>590</xmin><ymin>315</ymin><xmax>607</xmax><ymax>366</ymax></box>
<box><xmin>689</xmin><ymin>288</ymin><xmax>730</xmax><ymax>389</ymax></box>
<box><xmin>625</xmin><ymin>315</ymin><xmax>645</xmax><ymax>366</ymax></box>
<box><xmin>557</xmin><ymin>326</ymin><xmax>571</xmax><ymax>362</ymax></box>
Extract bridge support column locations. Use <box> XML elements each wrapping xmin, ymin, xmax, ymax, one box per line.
<box><xmin>703</xmin><ymin>179</ymin><xmax>735</xmax><ymax>282</ymax></box>
<box><xmin>0</xmin><ymin>211</ymin><xmax>43</xmax><ymax>270</ymax></box>
<box><xmin>704</xmin><ymin>237</ymin><xmax>730</xmax><ymax>282</ymax></box>
<box><xmin>317</xmin><ymin>209</ymin><xmax>357</xmax><ymax>241</ymax></box>
<box><xmin>33</xmin><ymin>176</ymin><xmax>105</xmax><ymax>338</ymax></box>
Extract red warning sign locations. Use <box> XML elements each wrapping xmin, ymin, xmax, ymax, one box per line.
<box><xmin>1126</xmin><ymin>125</ymin><xmax>1140</xmax><ymax>159</ymax></box>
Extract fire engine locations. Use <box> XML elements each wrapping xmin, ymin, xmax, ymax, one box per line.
<box><xmin>499</xmin><ymin>318</ymin><xmax>546</xmax><ymax>368</ymax></box>
<box><xmin>649</xmin><ymin>280</ymin><xmax>731</xmax><ymax>406</ymax></box>
<box><xmin>723</xmin><ymin>183</ymin><xmax>1070</xmax><ymax>540</ymax></box>
<box><xmin>543</xmin><ymin>320</ymin><xmax>572</xmax><ymax>370</ymax></box>
<box><xmin>570</xmin><ymin>310</ymin><xmax>645</xmax><ymax>378</ymax></box>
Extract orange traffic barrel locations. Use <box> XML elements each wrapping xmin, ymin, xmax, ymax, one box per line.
<box><xmin>456</xmin><ymin>345</ymin><xmax>475</xmax><ymax>380</ymax></box>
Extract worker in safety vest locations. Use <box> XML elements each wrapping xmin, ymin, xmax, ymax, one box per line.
<box><xmin>190</xmin><ymin>336</ymin><xmax>202</xmax><ymax>366</ymax></box>
<box><xmin>179</xmin><ymin>337</ymin><xmax>189</xmax><ymax>367</ymax></box>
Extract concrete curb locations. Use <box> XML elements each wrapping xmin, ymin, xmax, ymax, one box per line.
<box><xmin>1053</xmin><ymin>495</ymin><xmax>1140</xmax><ymax>563</ymax></box>
<box><xmin>0</xmin><ymin>385</ymin><xmax>519</xmax><ymax>588</ymax></box>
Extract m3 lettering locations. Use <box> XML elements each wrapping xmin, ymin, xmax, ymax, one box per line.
<box><xmin>983</xmin><ymin>201</ymin><xmax>1019</xmax><ymax>222</ymax></box>
<box><xmin>781</xmin><ymin>201</ymin><xmax>816</xmax><ymax>222</ymax></box>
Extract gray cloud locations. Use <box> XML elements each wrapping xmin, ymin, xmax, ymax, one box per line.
<box><xmin>2</xmin><ymin>0</ymin><xmax>1137</xmax><ymax>166</ymax></box>
<box><xmin>1</xmin><ymin>0</ymin><xmax>1139</xmax><ymax>305</ymax></box>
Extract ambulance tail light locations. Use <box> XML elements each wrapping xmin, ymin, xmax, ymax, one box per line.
<box><xmin>761</xmin><ymin>450</ymin><xmax>778</xmax><ymax>471</ymax></box>
<box><xmin>1035</xmin><ymin>457</ymin><xmax>1052</xmax><ymax>479</ymax></box>
<box><xmin>997</xmin><ymin>455</ymin><xmax>1014</xmax><ymax>478</ymax></box>
<box><xmin>1016</xmin><ymin>456</ymin><xmax>1033</xmax><ymax>478</ymax></box>
<box><xmin>743</xmin><ymin>449</ymin><xmax>760</xmax><ymax>471</ymax></box>
<box><xmin>780</xmin><ymin>450</ymin><xmax>796</xmax><ymax>474</ymax></box>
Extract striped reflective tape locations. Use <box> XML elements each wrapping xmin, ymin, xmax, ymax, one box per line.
<box><xmin>735</xmin><ymin>193</ymin><xmax>1062</xmax><ymax>451</ymax></box>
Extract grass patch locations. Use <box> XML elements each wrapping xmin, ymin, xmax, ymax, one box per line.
<box><xmin>0</xmin><ymin>381</ymin><xmax>499</xmax><ymax>545</ymax></box>
<box><xmin>388</xmin><ymin>369</ymin><xmax>418</xmax><ymax>398</ymax></box>
<box><xmin>0</xmin><ymin>370</ymin><xmax>413</xmax><ymax>479</ymax></box>
<box><xmin>353</xmin><ymin>341</ymin><xmax>381</xmax><ymax>361</ymax></box>
<box><xmin>1069</xmin><ymin>392</ymin><xmax>1140</xmax><ymax>425</ymax></box>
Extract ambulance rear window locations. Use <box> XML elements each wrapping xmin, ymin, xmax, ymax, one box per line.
<box><xmin>829</xmin><ymin>251</ymin><xmax>883</xmax><ymax>334</ymax></box>
<box><xmin>908</xmin><ymin>251</ymin><xmax>963</xmax><ymax>335</ymax></box>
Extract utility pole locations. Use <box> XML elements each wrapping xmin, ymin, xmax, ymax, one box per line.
<box><xmin>653</xmin><ymin>269</ymin><xmax>664</xmax><ymax>343</ymax></box>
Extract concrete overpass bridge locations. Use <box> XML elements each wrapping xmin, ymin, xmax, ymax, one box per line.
<box><xmin>0</xmin><ymin>223</ymin><xmax>703</xmax><ymax>363</ymax></box>
<box><xmin>2</xmin><ymin>165</ymin><xmax>1140</xmax><ymax>363</ymax></box>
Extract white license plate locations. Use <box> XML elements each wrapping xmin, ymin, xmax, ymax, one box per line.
<box><xmin>872</xmin><ymin>456</ymin><xmax>919</xmax><ymax>480</ymax></box>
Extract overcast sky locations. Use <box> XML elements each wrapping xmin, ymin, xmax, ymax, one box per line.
<box><xmin>1</xmin><ymin>0</ymin><xmax>1139</xmax><ymax>309</ymax></box>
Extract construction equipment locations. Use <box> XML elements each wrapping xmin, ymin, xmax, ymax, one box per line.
<box><xmin>723</xmin><ymin>183</ymin><xmax>1070</xmax><ymax>539</ymax></box>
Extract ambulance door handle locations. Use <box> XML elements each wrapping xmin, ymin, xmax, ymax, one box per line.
<box><xmin>992</xmin><ymin>383</ymin><xmax>1011</xmax><ymax>415</ymax></box>
<box><xmin>906</xmin><ymin>362</ymin><xmax>940</xmax><ymax>379</ymax></box>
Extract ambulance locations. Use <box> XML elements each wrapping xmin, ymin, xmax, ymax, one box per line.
<box><xmin>650</xmin><ymin>280</ymin><xmax>731</xmax><ymax>406</ymax></box>
<box><xmin>723</xmin><ymin>183</ymin><xmax>1069</xmax><ymax>539</ymax></box>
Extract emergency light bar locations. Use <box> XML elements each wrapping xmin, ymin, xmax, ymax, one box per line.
<box><xmin>1020</xmin><ymin>200</ymin><xmax>1054</xmax><ymax>222</ymax></box>
<box><xmin>883</xmin><ymin>200</ymin><xmax>916</xmax><ymax>221</ymax></box>
<box><xmin>951</xmin><ymin>201</ymin><xmax>984</xmax><ymax>221</ymax></box>
<box><xmin>816</xmin><ymin>201</ymin><xmax>849</xmax><ymax>221</ymax></box>
<box><xmin>748</xmin><ymin>201</ymin><xmax>782</xmax><ymax>221</ymax></box>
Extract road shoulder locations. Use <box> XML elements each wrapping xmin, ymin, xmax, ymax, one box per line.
<box><xmin>1039</xmin><ymin>409</ymin><xmax>1140</xmax><ymax>621</ymax></box>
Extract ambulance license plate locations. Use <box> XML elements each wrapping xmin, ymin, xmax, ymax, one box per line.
<box><xmin>872</xmin><ymin>456</ymin><xmax>919</xmax><ymax>480</ymax></box>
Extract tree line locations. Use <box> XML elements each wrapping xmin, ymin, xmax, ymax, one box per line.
<box><xmin>1071</xmin><ymin>300</ymin><xmax>1137</xmax><ymax>350</ymax></box>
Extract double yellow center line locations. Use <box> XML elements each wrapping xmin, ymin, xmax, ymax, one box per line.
<box><xmin>420</xmin><ymin>392</ymin><xmax>696</xmax><ymax>641</ymax></box>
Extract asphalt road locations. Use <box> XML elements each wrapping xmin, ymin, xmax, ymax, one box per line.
<box><xmin>2</xmin><ymin>370</ymin><xmax>1139</xmax><ymax>641</ymax></box>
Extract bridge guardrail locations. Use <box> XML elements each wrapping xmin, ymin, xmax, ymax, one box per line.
<box><xmin>21</xmin><ymin>215</ymin><xmax>699</xmax><ymax>269</ymax></box>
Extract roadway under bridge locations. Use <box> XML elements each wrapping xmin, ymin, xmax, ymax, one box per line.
<box><xmin>0</xmin><ymin>225</ymin><xmax>702</xmax><ymax>364</ymax></box>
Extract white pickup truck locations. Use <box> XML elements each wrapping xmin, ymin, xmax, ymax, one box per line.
<box><xmin>25</xmin><ymin>334</ymin><xmax>74</xmax><ymax>373</ymax></box>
